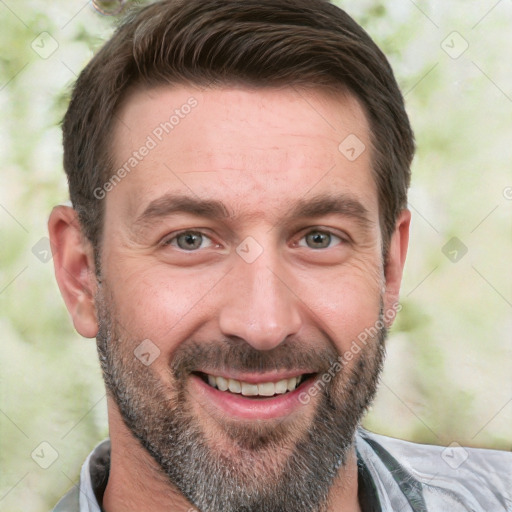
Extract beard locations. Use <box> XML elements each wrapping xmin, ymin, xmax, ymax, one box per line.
<box><xmin>95</xmin><ymin>284</ymin><xmax>386</xmax><ymax>512</ymax></box>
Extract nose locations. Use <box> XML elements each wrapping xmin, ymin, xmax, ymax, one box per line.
<box><xmin>218</xmin><ymin>248</ymin><xmax>303</xmax><ymax>351</ymax></box>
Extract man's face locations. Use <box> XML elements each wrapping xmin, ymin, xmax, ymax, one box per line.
<box><xmin>95</xmin><ymin>85</ymin><xmax>396</xmax><ymax>511</ymax></box>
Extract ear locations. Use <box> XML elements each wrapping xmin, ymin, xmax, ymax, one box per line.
<box><xmin>383</xmin><ymin>209</ymin><xmax>411</xmax><ymax>326</ymax></box>
<box><xmin>48</xmin><ymin>205</ymin><xmax>99</xmax><ymax>338</ymax></box>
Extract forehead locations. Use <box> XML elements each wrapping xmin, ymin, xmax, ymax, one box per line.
<box><xmin>107</xmin><ymin>85</ymin><xmax>377</xmax><ymax>224</ymax></box>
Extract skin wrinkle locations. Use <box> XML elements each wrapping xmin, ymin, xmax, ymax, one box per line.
<box><xmin>78</xmin><ymin>86</ymin><xmax>409</xmax><ymax>512</ymax></box>
<box><xmin>50</xmin><ymin>3</ymin><xmax>417</xmax><ymax>508</ymax></box>
<box><xmin>132</xmin><ymin>193</ymin><xmax>373</xmax><ymax>233</ymax></box>
<box><xmin>95</xmin><ymin>282</ymin><xmax>387</xmax><ymax>512</ymax></box>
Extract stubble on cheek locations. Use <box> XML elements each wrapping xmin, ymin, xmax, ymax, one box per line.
<box><xmin>93</xmin><ymin>275</ymin><xmax>387</xmax><ymax>512</ymax></box>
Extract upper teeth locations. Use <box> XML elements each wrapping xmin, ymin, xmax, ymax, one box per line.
<box><xmin>207</xmin><ymin>374</ymin><xmax>303</xmax><ymax>396</ymax></box>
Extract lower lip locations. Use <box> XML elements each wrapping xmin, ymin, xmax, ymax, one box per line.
<box><xmin>190</xmin><ymin>374</ymin><xmax>317</xmax><ymax>420</ymax></box>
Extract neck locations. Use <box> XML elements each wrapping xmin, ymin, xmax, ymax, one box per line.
<box><xmin>102</xmin><ymin>399</ymin><xmax>361</xmax><ymax>512</ymax></box>
<box><xmin>102</xmin><ymin>399</ymin><xmax>195</xmax><ymax>512</ymax></box>
<box><xmin>324</xmin><ymin>448</ymin><xmax>362</xmax><ymax>512</ymax></box>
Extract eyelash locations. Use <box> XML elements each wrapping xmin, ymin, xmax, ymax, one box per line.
<box><xmin>161</xmin><ymin>228</ymin><xmax>348</xmax><ymax>251</ymax></box>
<box><xmin>162</xmin><ymin>230</ymin><xmax>217</xmax><ymax>250</ymax></box>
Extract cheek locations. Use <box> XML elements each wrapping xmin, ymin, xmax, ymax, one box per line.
<box><xmin>294</xmin><ymin>261</ymin><xmax>383</xmax><ymax>351</ymax></box>
<box><xmin>105</xmin><ymin>262</ymin><xmax>224</xmax><ymax>344</ymax></box>
<box><xmin>105</xmin><ymin>247</ymin><xmax>383</xmax><ymax>358</ymax></box>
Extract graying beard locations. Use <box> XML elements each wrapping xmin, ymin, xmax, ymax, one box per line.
<box><xmin>95</xmin><ymin>287</ymin><xmax>386</xmax><ymax>512</ymax></box>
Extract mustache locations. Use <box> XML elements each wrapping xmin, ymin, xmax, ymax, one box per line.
<box><xmin>170</xmin><ymin>337</ymin><xmax>339</xmax><ymax>380</ymax></box>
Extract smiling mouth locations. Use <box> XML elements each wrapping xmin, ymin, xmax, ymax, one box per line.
<box><xmin>194</xmin><ymin>372</ymin><xmax>317</xmax><ymax>399</ymax></box>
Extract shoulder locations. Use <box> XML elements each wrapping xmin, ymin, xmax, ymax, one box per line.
<box><xmin>52</xmin><ymin>485</ymin><xmax>80</xmax><ymax>512</ymax></box>
<box><xmin>51</xmin><ymin>439</ymin><xmax>110</xmax><ymax>512</ymax></box>
<box><xmin>358</xmin><ymin>428</ymin><xmax>512</xmax><ymax>511</ymax></box>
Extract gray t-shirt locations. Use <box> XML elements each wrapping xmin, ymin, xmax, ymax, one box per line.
<box><xmin>52</xmin><ymin>427</ymin><xmax>512</xmax><ymax>511</ymax></box>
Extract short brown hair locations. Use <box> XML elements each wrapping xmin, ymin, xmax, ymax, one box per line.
<box><xmin>62</xmin><ymin>0</ymin><xmax>414</xmax><ymax>259</ymax></box>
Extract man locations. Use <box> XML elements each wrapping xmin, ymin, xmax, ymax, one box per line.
<box><xmin>49</xmin><ymin>0</ymin><xmax>511</xmax><ymax>510</ymax></box>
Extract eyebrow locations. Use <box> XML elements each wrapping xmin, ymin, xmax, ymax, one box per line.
<box><xmin>133</xmin><ymin>192</ymin><xmax>372</xmax><ymax>230</ymax></box>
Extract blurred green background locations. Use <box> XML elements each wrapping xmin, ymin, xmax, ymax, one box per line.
<box><xmin>1</xmin><ymin>1</ymin><xmax>511</xmax><ymax>510</ymax></box>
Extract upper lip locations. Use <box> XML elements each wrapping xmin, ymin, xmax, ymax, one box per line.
<box><xmin>194</xmin><ymin>369</ymin><xmax>316</xmax><ymax>384</ymax></box>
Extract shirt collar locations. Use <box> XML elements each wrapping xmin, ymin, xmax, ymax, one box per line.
<box><xmin>79</xmin><ymin>439</ymin><xmax>110</xmax><ymax>512</ymax></box>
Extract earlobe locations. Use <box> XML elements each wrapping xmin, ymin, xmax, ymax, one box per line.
<box><xmin>383</xmin><ymin>209</ymin><xmax>411</xmax><ymax>325</ymax></box>
<box><xmin>48</xmin><ymin>206</ymin><xmax>99</xmax><ymax>338</ymax></box>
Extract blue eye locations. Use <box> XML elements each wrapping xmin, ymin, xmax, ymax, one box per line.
<box><xmin>165</xmin><ymin>231</ymin><xmax>214</xmax><ymax>251</ymax></box>
<box><xmin>298</xmin><ymin>230</ymin><xmax>343</xmax><ymax>249</ymax></box>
